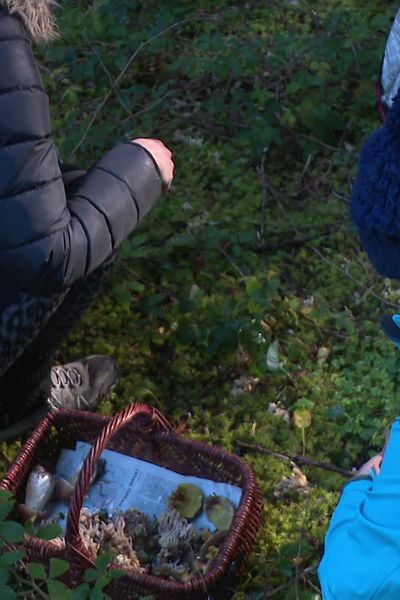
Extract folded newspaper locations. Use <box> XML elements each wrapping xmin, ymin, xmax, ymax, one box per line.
<box><xmin>47</xmin><ymin>441</ymin><xmax>242</xmax><ymax>531</ymax></box>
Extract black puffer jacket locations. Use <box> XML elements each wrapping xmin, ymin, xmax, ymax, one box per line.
<box><xmin>0</xmin><ymin>6</ymin><xmax>162</xmax><ymax>297</ymax></box>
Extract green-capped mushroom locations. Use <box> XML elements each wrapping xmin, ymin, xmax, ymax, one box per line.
<box><xmin>167</xmin><ymin>484</ymin><xmax>203</xmax><ymax>519</ymax></box>
<box><xmin>205</xmin><ymin>495</ymin><xmax>234</xmax><ymax>531</ymax></box>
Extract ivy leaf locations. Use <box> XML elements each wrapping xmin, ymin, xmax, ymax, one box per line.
<box><xmin>0</xmin><ymin>550</ymin><xmax>24</xmax><ymax>567</ymax></box>
<box><xmin>26</xmin><ymin>562</ymin><xmax>47</xmax><ymax>580</ymax></box>
<box><xmin>95</xmin><ymin>551</ymin><xmax>111</xmax><ymax>574</ymax></box>
<box><xmin>0</xmin><ymin>583</ymin><xmax>16</xmax><ymax>599</ymax></box>
<box><xmin>35</xmin><ymin>522</ymin><xmax>63</xmax><ymax>540</ymax></box>
<box><xmin>293</xmin><ymin>408</ymin><xmax>312</xmax><ymax>429</ymax></box>
<box><xmin>70</xmin><ymin>583</ymin><xmax>90</xmax><ymax>600</ymax></box>
<box><xmin>49</xmin><ymin>558</ymin><xmax>70</xmax><ymax>579</ymax></box>
<box><xmin>23</xmin><ymin>521</ymin><xmax>35</xmax><ymax>536</ymax></box>
<box><xmin>89</xmin><ymin>587</ymin><xmax>106</xmax><ymax>600</ymax></box>
<box><xmin>0</xmin><ymin>501</ymin><xmax>15</xmax><ymax>522</ymax></box>
<box><xmin>266</xmin><ymin>340</ymin><xmax>283</xmax><ymax>371</ymax></box>
<box><xmin>107</xmin><ymin>569</ymin><xmax>125</xmax><ymax>581</ymax></box>
<box><xmin>0</xmin><ymin>566</ymin><xmax>11</xmax><ymax>584</ymax></box>
<box><xmin>0</xmin><ymin>521</ymin><xmax>25</xmax><ymax>543</ymax></box>
<box><xmin>47</xmin><ymin>578</ymin><xmax>72</xmax><ymax>600</ymax></box>
<box><xmin>84</xmin><ymin>568</ymin><xmax>100</xmax><ymax>583</ymax></box>
<box><xmin>94</xmin><ymin>573</ymin><xmax>110</xmax><ymax>590</ymax></box>
<box><xmin>127</xmin><ymin>280</ymin><xmax>145</xmax><ymax>293</ymax></box>
<box><xmin>0</xmin><ymin>491</ymin><xmax>13</xmax><ymax>502</ymax></box>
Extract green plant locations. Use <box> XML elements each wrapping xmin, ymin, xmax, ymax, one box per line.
<box><xmin>0</xmin><ymin>490</ymin><xmax>125</xmax><ymax>599</ymax></box>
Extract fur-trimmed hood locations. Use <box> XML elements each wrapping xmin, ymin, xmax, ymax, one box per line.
<box><xmin>0</xmin><ymin>0</ymin><xmax>59</xmax><ymax>43</ymax></box>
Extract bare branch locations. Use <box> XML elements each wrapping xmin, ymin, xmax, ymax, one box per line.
<box><xmin>69</xmin><ymin>16</ymin><xmax>195</xmax><ymax>159</ymax></box>
<box><xmin>264</xmin><ymin>565</ymin><xmax>318</xmax><ymax>598</ymax></box>
<box><xmin>236</xmin><ymin>441</ymin><xmax>353</xmax><ymax>477</ymax></box>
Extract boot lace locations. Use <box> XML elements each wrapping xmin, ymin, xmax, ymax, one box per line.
<box><xmin>51</xmin><ymin>365</ymin><xmax>82</xmax><ymax>390</ymax></box>
<box><xmin>48</xmin><ymin>366</ymin><xmax>89</xmax><ymax>410</ymax></box>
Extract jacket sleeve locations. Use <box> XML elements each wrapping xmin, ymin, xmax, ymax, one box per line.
<box><xmin>319</xmin><ymin>422</ymin><xmax>400</xmax><ymax>599</ymax></box>
<box><xmin>0</xmin><ymin>11</ymin><xmax>162</xmax><ymax>294</ymax></box>
<box><xmin>318</xmin><ymin>479</ymin><xmax>371</xmax><ymax>600</ymax></box>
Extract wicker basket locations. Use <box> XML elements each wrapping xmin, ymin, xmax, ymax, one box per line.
<box><xmin>0</xmin><ymin>404</ymin><xmax>264</xmax><ymax>599</ymax></box>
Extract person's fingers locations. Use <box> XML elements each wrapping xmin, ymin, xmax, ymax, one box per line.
<box><xmin>369</xmin><ymin>454</ymin><xmax>383</xmax><ymax>475</ymax></box>
<box><xmin>162</xmin><ymin>164</ymin><xmax>174</xmax><ymax>193</ymax></box>
<box><xmin>356</xmin><ymin>454</ymin><xmax>383</xmax><ymax>476</ymax></box>
<box><xmin>131</xmin><ymin>138</ymin><xmax>174</xmax><ymax>191</ymax></box>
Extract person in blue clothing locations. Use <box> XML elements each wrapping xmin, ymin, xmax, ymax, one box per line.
<box><xmin>319</xmin><ymin>312</ymin><xmax>400</xmax><ymax>599</ymax></box>
<box><xmin>318</xmin><ymin>418</ymin><xmax>400</xmax><ymax>599</ymax></box>
<box><xmin>320</xmin><ymin>7</ymin><xmax>400</xmax><ymax>598</ymax></box>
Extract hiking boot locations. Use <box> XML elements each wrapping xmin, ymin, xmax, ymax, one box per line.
<box><xmin>47</xmin><ymin>355</ymin><xmax>119</xmax><ymax>411</ymax></box>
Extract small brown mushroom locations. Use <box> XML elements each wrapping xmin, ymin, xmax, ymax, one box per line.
<box><xmin>55</xmin><ymin>478</ymin><xmax>74</xmax><ymax>503</ymax></box>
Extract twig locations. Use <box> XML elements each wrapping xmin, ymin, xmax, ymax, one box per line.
<box><xmin>280</xmin><ymin>122</ymin><xmax>345</xmax><ymax>153</ymax></box>
<box><xmin>255</xmin><ymin>232</ymin><xmax>329</xmax><ymax>252</ymax></box>
<box><xmin>351</xmin><ymin>44</ymin><xmax>362</xmax><ymax>77</ymax></box>
<box><xmin>69</xmin><ymin>16</ymin><xmax>194</xmax><ymax>159</ymax></box>
<box><xmin>255</xmin><ymin>167</ymin><xmax>393</xmax><ymax>312</ymax></box>
<box><xmin>309</xmin><ymin>244</ymin><xmax>399</xmax><ymax>309</ymax></box>
<box><xmin>332</xmin><ymin>190</ymin><xmax>349</xmax><ymax>204</ymax></box>
<box><xmin>307</xmin><ymin>577</ymin><xmax>323</xmax><ymax>595</ymax></box>
<box><xmin>263</xmin><ymin>223</ymin><xmax>337</xmax><ymax>235</ymax></box>
<box><xmin>257</xmin><ymin>147</ymin><xmax>269</xmax><ymax>246</ymax></box>
<box><xmin>219</xmin><ymin>246</ymin><xmax>245</xmax><ymax>278</ymax></box>
<box><xmin>301</xmin><ymin>315</ymin><xmax>349</xmax><ymax>340</ymax></box>
<box><xmin>14</xmin><ymin>571</ymin><xmax>50</xmax><ymax>599</ymax></box>
<box><xmin>236</xmin><ymin>441</ymin><xmax>353</xmax><ymax>477</ymax></box>
<box><xmin>300</xmin><ymin>152</ymin><xmax>313</xmax><ymax>181</ymax></box>
<box><xmin>83</xmin><ymin>32</ymin><xmax>132</xmax><ymax>117</ymax></box>
<box><xmin>295</xmin><ymin>494</ymin><xmax>313</xmax><ymax>599</ymax></box>
<box><xmin>128</xmin><ymin>91</ymin><xmax>172</xmax><ymax>120</ymax></box>
<box><xmin>338</xmin><ymin>116</ymin><xmax>355</xmax><ymax>150</ymax></box>
<box><xmin>263</xmin><ymin>565</ymin><xmax>317</xmax><ymax>598</ymax></box>
<box><xmin>122</xmin><ymin>265</ymin><xmax>179</xmax><ymax>302</ymax></box>
<box><xmin>1</xmin><ymin>537</ymin><xmax>51</xmax><ymax>599</ymax></box>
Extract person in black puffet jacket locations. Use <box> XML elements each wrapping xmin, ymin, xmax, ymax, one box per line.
<box><xmin>0</xmin><ymin>1</ymin><xmax>174</xmax><ymax>437</ymax></box>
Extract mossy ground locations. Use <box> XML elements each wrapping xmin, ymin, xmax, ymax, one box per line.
<box><xmin>2</xmin><ymin>1</ymin><xmax>400</xmax><ymax>598</ymax></box>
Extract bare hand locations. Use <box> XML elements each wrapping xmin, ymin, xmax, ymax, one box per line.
<box><xmin>132</xmin><ymin>138</ymin><xmax>174</xmax><ymax>192</ymax></box>
<box><xmin>356</xmin><ymin>454</ymin><xmax>383</xmax><ymax>477</ymax></box>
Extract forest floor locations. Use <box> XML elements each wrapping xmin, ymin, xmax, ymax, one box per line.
<box><xmin>2</xmin><ymin>1</ymin><xmax>400</xmax><ymax>598</ymax></box>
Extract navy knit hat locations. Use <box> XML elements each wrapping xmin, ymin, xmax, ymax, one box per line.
<box><xmin>350</xmin><ymin>90</ymin><xmax>400</xmax><ymax>279</ymax></box>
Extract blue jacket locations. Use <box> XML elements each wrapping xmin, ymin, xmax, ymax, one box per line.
<box><xmin>0</xmin><ymin>7</ymin><xmax>162</xmax><ymax>299</ymax></box>
<box><xmin>319</xmin><ymin>418</ymin><xmax>400</xmax><ymax>599</ymax></box>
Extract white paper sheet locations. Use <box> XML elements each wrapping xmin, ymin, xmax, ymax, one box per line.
<box><xmin>47</xmin><ymin>441</ymin><xmax>242</xmax><ymax>531</ymax></box>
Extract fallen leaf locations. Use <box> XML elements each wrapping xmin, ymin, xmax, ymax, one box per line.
<box><xmin>266</xmin><ymin>340</ymin><xmax>283</xmax><ymax>371</ymax></box>
<box><xmin>293</xmin><ymin>408</ymin><xmax>312</xmax><ymax>429</ymax></box>
<box><xmin>317</xmin><ymin>346</ymin><xmax>330</xmax><ymax>364</ymax></box>
<box><xmin>273</xmin><ymin>466</ymin><xmax>310</xmax><ymax>498</ymax></box>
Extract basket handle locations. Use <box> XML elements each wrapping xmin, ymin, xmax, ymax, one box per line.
<box><xmin>64</xmin><ymin>403</ymin><xmax>172</xmax><ymax>571</ymax></box>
